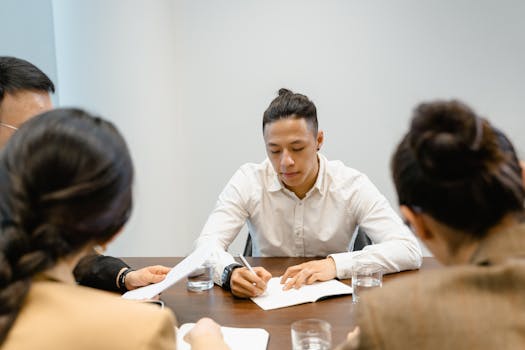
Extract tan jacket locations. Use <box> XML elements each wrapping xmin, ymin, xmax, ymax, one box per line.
<box><xmin>337</xmin><ymin>223</ymin><xmax>525</xmax><ymax>350</ymax></box>
<box><xmin>2</xmin><ymin>279</ymin><xmax>176</xmax><ymax>350</ymax></box>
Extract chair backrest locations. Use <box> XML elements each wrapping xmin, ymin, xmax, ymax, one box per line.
<box><xmin>243</xmin><ymin>227</ymin><xmax>372</xmax><ymax>257</ymax></box>
<box><xmin>352</xmin><ymin>226</ymin><xmax>372</xmax><ymax>251</ymax></box>
<box><xmin>243</xmin><ymin>233</ymin><xmax>253</xmax><ymax>257</ymax></box>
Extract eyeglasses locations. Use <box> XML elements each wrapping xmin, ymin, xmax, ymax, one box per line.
<box><xmin>0</xmin><ymin>122</ymin><xmax>18</xmax><ymax>131</ymax></box>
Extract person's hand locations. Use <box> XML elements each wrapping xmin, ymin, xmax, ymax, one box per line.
<box><xmin>184</xmin><ymin>318</ymin><xmax>230</xmax><ymax>350</ymax></box>
<box><xmin>345</xmin><ymin>326</ymin><xmax>361</xmax><ymax>349</ymax></box>
<box><xmin>230</xmin><ymin>267</ymin><xmax>272</xmax><ymax>298</ymax></box>
<box><xmin>280</xmin><ymin>257</ymin><xmax>337</xmax><ymax>290</ymax></box>
<box><xmin>125</xmin><ymin>265</ymin><xmax>171</xmax><ymax>290</ymax></box>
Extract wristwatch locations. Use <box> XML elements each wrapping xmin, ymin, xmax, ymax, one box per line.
<box><xmin>221</xmin><ymin>263</ymin><xmax>242</xmax><ymax>291</ymax></box>
<box><xmin>117</xmin><ymin>268</ymin><xmax>134</xmax><ymax>293</ymax></box>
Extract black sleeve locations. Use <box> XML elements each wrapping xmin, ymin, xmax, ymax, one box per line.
<box><xmin>74</xmin><ymin>254</ymin><xmax>130</xmax><ymax>293</ymax></box>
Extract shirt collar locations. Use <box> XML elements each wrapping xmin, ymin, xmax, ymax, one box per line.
<box><xmin>265</xmin><ymin>153</ymin><xmax>327</xmax><ymax>197</ymax></box>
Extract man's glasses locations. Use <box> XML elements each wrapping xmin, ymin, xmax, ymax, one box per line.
<box><xmin>0</xmin><ymin>122</ymin><xmax>18</xmax><ymax>131</ymax></box>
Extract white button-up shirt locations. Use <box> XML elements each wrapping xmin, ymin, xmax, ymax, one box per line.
<box><xmin>196</xmin><ymin>154</ymin><xmax>422</xmax><ymax>284</ymax></box>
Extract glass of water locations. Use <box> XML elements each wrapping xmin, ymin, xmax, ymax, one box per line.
<box><xmin>291</xmin><ymin>319</ymin><xmax>332</xmax><ymax>350</ymax></box>
<box><xmin>186</xmin><ymin>262</ymin><xmax>214</xmax><ymax>292</ymax></box>
<box><xmin>351</xmin><ymin>263</ymin><xmax>383</xmax><ymax>303</ymax></box>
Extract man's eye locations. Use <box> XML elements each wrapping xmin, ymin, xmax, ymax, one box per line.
<box><xmin>292</xmin><ymin>147</ymin><xmax>305</xmax><ymax>152</ymax></box>
<box><xmin>270</xmin><ymin>150</ymin><xmax>281</xmax><ymax>154</ymax></box>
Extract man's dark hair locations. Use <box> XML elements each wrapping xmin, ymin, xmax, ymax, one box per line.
<box><xmin>262</xmin><ymin>88</ymin><xmax>318</xmax><ymax>134</ymax></box>
<box><xmin>0</xmin><ymin>56</ymin><xmax>55</xmax><ymax>102</ymax></box>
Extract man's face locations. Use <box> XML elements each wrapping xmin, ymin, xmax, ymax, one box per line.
<box><xmin>264</xmin><ymin>118</ymin><xmax>323</xmax><ymax>198</ymax></box>
<box><xmin>0</xmin><ymin>90</ymin><xmax>52</xmax><ymax>147</ymax></box>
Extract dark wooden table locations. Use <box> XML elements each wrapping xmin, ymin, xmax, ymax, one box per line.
<box><xmin>123</xmin><ymin>257</ymin><xmax>441</xmax><ymax>349</ymax></box>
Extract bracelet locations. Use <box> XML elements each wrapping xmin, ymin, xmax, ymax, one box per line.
<box><xmin>117</xmin><ymin>268</ymin><xmax>134</xmax><ymax>293</ymax></box>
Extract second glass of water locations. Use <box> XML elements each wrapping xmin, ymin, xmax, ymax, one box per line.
<box><xmin>291</xmin><ymin>318</ymin><xmax>332</xmax><ymax>350</ymax></box>
<box><xmin>351</xmin><ymin>263</ymin><xmax>383</xmax><ymax>303</ymax></box>
<box><xmin>186</xmin><ymin>262</ymin><xmax>213</xmax><ymax>292</ymax></box>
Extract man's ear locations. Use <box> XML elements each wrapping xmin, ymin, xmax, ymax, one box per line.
<box><xmin>400</xmin><ymin>206</ymin><xmax>433</xmax><ymax>241</ymax></box>
<box><xmin>316</xmin><ymin>130</ymin><xmax>324</xmax><ymax>151</ymax></box>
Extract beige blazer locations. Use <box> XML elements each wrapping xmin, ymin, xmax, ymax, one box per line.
<box><xmin>336</xmin><ymin>223</ymin><xmax>525</xmax><ymax>350</ymax></box>
<box><xmin>2</xmin><ymin>280</ymin><xmax>176</xmax><ymax>350</ymax></box>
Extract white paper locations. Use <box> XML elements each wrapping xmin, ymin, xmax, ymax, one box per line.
<box><xmin>122</xmin><ymin>243</ymin><xmax>214</xmax><ymax>300</ymax></box>
<box><xmin>251</xmin><ymin>277</ymin><xmax>353</xmax><ymax>310</ymax></box>
<box><xmin>177</xmin><ymin>323</ymin><xmax>269</xmax><ymax>350</ymax></box>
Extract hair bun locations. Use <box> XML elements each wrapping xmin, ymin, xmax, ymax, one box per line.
<box><xmin>278</xmin><ymin>88</ymin><xmax>293</xmax><ymax>96</ymax></box>
<box><xmin>412</xmin><ymin>130</ymin><xmax>479</xmax><ymax>181</ymax></box>
<box><xmin>409</xmin><ymin>100</ymin><xmax>487</xmax><ymax>182</ymax></box>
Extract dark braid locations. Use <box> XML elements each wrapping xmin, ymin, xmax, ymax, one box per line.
<box><xmin>0</xmin><ymin>108</ymin><xmax>133</xmax><ymax>343</ymax></box>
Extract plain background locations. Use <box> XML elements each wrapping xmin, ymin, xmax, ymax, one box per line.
<box><xmin>1</xmin><ymin>0</ymin><xmax>524</xmax><ymax>257</ymax></box>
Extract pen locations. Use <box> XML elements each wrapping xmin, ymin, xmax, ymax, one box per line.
<box><xmin>239</xmin><ymin>254</ymin><xmax>257</xmax><ymax>276</ymax></box>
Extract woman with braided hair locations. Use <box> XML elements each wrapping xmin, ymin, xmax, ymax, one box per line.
<box><xmin>336</xmin><ymin>100</ymin><xmax>525</xmax><ymax>350</ymax></box>
<box><xmin>0</xmin><ymin>108</ymin><xmax>229</xmax><ymax>350</ymax></box>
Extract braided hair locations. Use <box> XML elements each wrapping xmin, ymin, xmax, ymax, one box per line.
<box><xmin>0</xmin><ymin>108</ymin><xmax>133</xmax><ymax>344</ymax></box>
<box><xmin>392</xmin><ymin>100</ymin><xmax>524</xmax><ymax>237</ymax></box>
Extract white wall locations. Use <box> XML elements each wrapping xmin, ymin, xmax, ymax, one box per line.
<box><xmin>52</xmin><ymin>0</ymin><xmax>190</xmax><ymax>256</ymax></box>
<box><xmin>172</xmin><ymin>0</ymin><xmax>525</xmax><ymax>257</ymax></box>
<box><xmin>7</xmin><ymin>1</ymin><xmax>525</xmax><ymax>256</ymax></box>
<box><xmin>0</xmin><ymin>0</ymin><xmax>58</xmax><ymax>104</ymax></box>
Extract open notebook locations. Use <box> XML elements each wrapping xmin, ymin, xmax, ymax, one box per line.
<box><xmin>177</xmin><ymin>323</ymin><xmax>269</xmax><ymax>350</ymax></box>
<box><xmin>251</xmin><ymin>277</ymin><xmax>353</xmax><ymax>310</ymax></box>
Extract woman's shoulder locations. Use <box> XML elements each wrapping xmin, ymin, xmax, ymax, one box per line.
<box><xmin>5</xmin><ymin>281</ymin><xmax>176</xmax><ymax>350</ymax></box>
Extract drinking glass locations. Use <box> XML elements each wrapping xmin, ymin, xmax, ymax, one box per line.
<box><xmin>186</xmin><ymin>262</ymin><xmax>213</xmax><ymax>292</ymax></box>
<box><xmin>291</xmin><ymin>318</ymin><xmax>332</xmax><ymax>350</ymax></box>
<box><xmin>351</xmin><ymin>263</ymin><xmax>383</xmax><ymax>303</ymax></box>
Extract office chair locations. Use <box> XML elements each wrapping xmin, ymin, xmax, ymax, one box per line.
<box><xmin>242</xmin><ymin>227</ymin><xmax>372</xmax><ymax>257</ymax></box>
<box><xmin>243</xmin><ymin>234</ymin><xmax>253</xmax><ymax>257</ymax></box>
<box><xmin>352</xmin><ymin>226</ymin><xmax>373</xmax><ymax>251</ymax></box>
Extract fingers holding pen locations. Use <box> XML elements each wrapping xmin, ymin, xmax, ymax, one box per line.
<box><xmin>230</xmin><ymin>267</ymin><xmax>272</xmax><ymax>298</ymax></box>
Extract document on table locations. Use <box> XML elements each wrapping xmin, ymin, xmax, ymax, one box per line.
<box><xmin>251</xmin><ymin>277</ymin><xmax>353</xmax><ymax>310</ymax></box>
<box><xmin>122</xmin><ymin>243</ymin><xmax>214</xmax><ymax>300</ymax></box>
<box><xmin>177</xmin><ymin>323</ymin><xmax>269</xmax><ymax>350</ymax></box>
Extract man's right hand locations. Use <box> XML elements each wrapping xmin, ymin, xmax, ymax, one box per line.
<box><xmin>230</xmin><ymin>267</ymin><xmax>272</xmax><ymax>298</ymax></box>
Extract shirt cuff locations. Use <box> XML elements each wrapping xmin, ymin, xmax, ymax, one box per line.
<box><xmin>328</xmin><ymin>252</ymin><xmax>355</xmax><ymax>279</ymax></box>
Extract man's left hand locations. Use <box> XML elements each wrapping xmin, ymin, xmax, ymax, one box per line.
<box><xmin>280</xmin><ymin>257</ymin><xmax>337</xmax><ymax>290</ymax></box>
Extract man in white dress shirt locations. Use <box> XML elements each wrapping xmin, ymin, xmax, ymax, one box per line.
<box><xmin>196</xmin><ymin>88</ymin><xmax>422</xmax><ymax>298</ymax></box>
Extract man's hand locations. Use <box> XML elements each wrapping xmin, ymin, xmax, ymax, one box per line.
<box><xmin>230</xmin><ymin>267</ymin><xmax>272</xmax><ymax>298</ymax></box>
<box><xmin>125</xmin><ymin>265</ymin><xmax>171</xmax><ymax>290</ymax></box>
<box><xmin>280</xmin><ymin>257</ymin><xmax>337</xmax><ymax>290</ymax></box>
<box><xmin>184</xmin><ymin>317</ymin><xmax>230</xmax><ymax>350</ymax></box>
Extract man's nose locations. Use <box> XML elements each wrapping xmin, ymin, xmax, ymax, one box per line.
<box><xmin>280</xmin><ymin>150</ymin><xmax>294</xmax><ymax>168</ymax></box>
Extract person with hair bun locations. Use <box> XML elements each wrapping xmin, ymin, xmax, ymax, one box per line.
<box><xmin>0</xmin><ymin>108</ymin><xmax>229</xmax><ymax>350</ymax></box>
<box><xmin>196</xmin><ymin>88</ymin><xmax>422</xmax><ymax>298</ymax></box>
<box><xmin>336</xmin><ymin>100</ymin><xmax>525</xmax><ymax>350</ymax></box>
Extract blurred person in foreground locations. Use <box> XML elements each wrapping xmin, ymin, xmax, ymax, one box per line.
<box><xmin>0</xmin><ymin>108</ymin><xmax>229</xmax><ymax>349</ymax></box>
<box><xmin>337</xmin><ymin>100</ymin><xmax>525</xmax><ymax>349</ymax></box>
